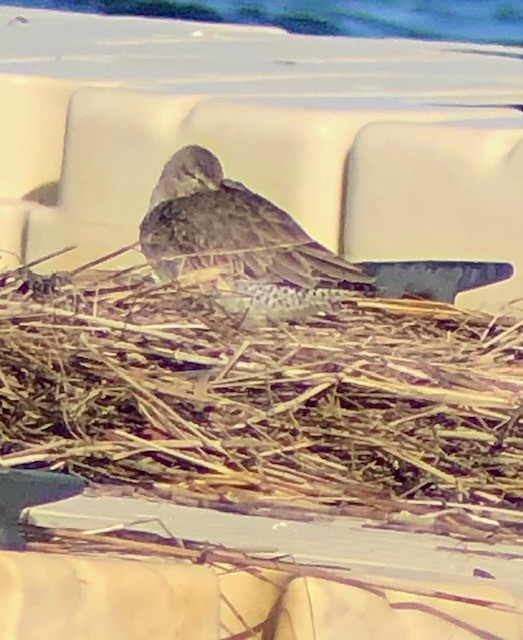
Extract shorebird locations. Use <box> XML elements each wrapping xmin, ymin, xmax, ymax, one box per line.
<box><xmin>140</xmin><ymin>145</ymin><xmax>374</xmax><ymax>326</ymax></box>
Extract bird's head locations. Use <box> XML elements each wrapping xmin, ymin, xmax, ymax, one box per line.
<box><xmin>149</xmin><ymin>145</ymin><xmax>224</xmax><ymax>210</ymax></box>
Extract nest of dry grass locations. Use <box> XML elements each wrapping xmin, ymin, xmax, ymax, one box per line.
<box><xmin>1</xmin><ymin>251</ymin><xmax>522</xmax><ymax>526</ymax></box>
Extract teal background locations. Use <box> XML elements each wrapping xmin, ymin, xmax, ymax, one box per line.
<box><xmin>3</xmin><ymin>0</ymin><xmax>523</xmax><ymax>46</ymax></box>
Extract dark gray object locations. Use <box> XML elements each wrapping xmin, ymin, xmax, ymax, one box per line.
<box><xmin>0</xmin><ymin>469</ymin><xmax>86</xmax><ymax>549</ymax></box>
<box><xmin>357</xmin><ymin>261</ymin><xmax>514</xmax><ymax>303</ymax></box>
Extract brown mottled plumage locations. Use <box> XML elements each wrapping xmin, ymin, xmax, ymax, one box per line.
<box><xmin>140</xmin><ymin>145</ymin><xmax>373</xmax><ymax>326</ymax></box>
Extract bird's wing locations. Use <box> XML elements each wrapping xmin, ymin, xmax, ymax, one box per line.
<box><xmin>217</xmin><ymin>186</ymin><xmax>374</xmax><ymax>287</ymax></box>
<box><xmin>139</xmin><ymin>188</ymin><xmax>373</xmax><ymax>288</ymax></box>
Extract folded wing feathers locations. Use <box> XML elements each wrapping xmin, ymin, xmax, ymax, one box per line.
<box><xmin>144</xmin><ymin>151</ymin><xmax>374</xmax><ymax>290</ymax></box>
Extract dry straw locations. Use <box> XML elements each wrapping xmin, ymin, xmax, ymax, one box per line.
<box><xmin>1</xmin><ymin>248</ymin><xmax>522</xmax><ymax>535</ymax></box>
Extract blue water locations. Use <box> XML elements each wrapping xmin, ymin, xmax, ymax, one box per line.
<box><xmin>3</xmin><ymin>0</ymin><xmax>523</xmax><ymax>46</ymax></box>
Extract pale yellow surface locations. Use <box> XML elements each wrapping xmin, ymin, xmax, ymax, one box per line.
<box><xmin>1</xmin><ymin>551</ymin><xmax>521</xmax><ymax>640</ymax></box>
<box><xmin>346</xmin><ymin>120</ymin><xmax>523</xmax><ymax>312</ymax></box>
<box><xmin>0</xmin><ymin>199</ymin><xmax>29</xmax><ymax>269</ymax></box>
<box><xmin>0</xmin><ymin>7</ymin><xmax>522</xmax><ymax>311</ymax></box>
<box><xmin>219</xmin><ymin>567</ymin><xmax>292</xmax><ymax>638</ymax></box>
<box><xmin>0</xmin><ymin>550</ymin><xmax>219</xmax><ymax>639</ymax></box>
<box><xmin>0</xmin><ymin>75</ymin><xmax>75</xmax><ymax>202</ymax></box>
<box><xmin>276</xmin><ymin>576</ymin><xmax>523</xmax><ymax>640</ymax></box>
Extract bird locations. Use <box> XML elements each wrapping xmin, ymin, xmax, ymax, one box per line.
<box><xmin>140</xmin><ymin>145</ymin><xmax>374</xmax><ymax>326</ymax></box>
